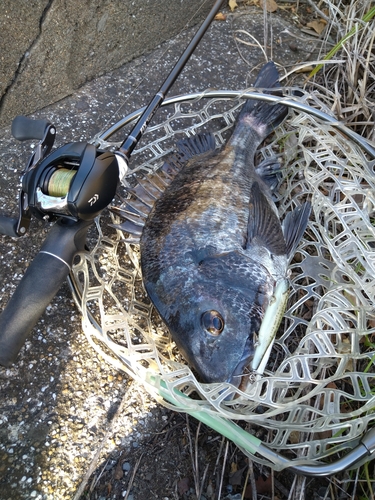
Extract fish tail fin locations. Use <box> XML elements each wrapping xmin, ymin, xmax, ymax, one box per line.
<box><xmin>234</xmin><ymin>61</ymin><xmax>288</xmax><ymax>140</ymax></box>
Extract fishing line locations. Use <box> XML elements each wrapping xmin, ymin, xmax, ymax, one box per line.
<box><xmin>96</xmin><ymin>0</ymin><xmax>217</xmax><ymax>137</ymax></box>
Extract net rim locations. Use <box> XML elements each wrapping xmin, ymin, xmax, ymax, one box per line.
<box><xmin>93</xmin><ymin>89</ymin><xmax>375</xmax><ymax>159</ymax></box>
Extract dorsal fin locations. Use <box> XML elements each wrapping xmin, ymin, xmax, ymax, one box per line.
<box><xmin>111</xmin><ymin>134</ymin><xmax>217</xmax><ymax>242</ymax></box>
<box><xmin>176</xmin><ymin>133</ymin><xmax>216</xmax><ymax>161</ymax></box>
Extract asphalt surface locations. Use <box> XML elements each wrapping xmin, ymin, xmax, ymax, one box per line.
<box><xmin>0</xmin><ymin>5</ymin><xmax>315</xmax><ymax>499</ymax></box>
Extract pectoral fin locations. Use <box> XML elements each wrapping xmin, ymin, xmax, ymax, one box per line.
<box><xmin>255</xmin><ymin>157</ymin><xmax>283</xmax><ymax>193</ymax></box>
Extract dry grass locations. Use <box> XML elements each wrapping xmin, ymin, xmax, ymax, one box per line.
<box><xmin>304</xmin><ymin>0</ymin><xmax>375</xmax><ymax>142</ymax></box>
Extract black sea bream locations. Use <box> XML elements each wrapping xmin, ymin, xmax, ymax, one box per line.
<box><xmin>113</xmin><ymin>62</ymin><xmax>310</xmax><ymax>386</ymax></box>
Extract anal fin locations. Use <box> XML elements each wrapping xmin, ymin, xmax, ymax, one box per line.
<box><xmin>246</xmin><ymin>182</ymin><xmax>286</xmax><ymax>255</ymax></box>
<box><xmin>282</xmin><ymin>202</ymin><xmax>311</xmax><ymax>259</ymax></box>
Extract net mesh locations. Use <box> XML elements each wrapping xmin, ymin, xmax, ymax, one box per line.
<box><xmin>70</xmin><ymin>90</ymin><xmax>375</xmax><ymax>467</ymax></box>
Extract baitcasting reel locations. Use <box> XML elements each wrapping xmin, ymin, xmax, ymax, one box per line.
<box><xmin>23</xmin><ymin>141</ymin><xmax>119</xmax><ymax>222</ymax></box>
<box><xmin>2</xmin><ymin>116</ymin><xmax>121</xmax><ymax>237</ymax></box>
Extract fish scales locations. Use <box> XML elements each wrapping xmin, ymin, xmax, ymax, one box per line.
<box><xmin>144</xmin><ymin>150</ymin><xmax>254</xmax><ymax>255</ymax></box>
<box><xmin>116</xmin><ymin>62</ymin><xmax>311</xmax><ymax>386</ymax></box>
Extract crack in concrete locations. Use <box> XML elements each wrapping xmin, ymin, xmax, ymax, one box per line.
<box><xmin>0</xmin><ymin>0</ymin><xmax>55</xmax><ymax>119</ymax></box>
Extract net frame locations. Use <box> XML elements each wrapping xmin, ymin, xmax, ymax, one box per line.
<box><xmin>68</xmin><ymin>88</ymin><xmax>375</xmax><ymax>470</ymax></box>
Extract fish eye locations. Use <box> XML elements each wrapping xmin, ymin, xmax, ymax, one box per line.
<box><xmin>201</xmin><ymin>310</ymin><xmax>224</xmax><ymax>336</ymax></box>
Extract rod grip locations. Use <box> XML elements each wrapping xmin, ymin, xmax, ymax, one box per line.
<box><xmin>0</xmin><ymin>219</ymin><xmax>91</xmax><ymax>366</ymax></box>
<box><xmin>0</xmin><ymin>252</ymin><xmax>70</xmax><ymax>366</ymax></box>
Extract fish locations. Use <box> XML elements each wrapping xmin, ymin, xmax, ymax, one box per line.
<box><xmin>112</xmin><ymin>61</ymin><xmax>311</xmax><ymax>387</ymax></box>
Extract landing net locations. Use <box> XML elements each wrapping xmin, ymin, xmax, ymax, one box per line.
<box><xmin>69</xmin><ymin>89</ymin><xmax>375</xmax><ymax>468</ymax></box>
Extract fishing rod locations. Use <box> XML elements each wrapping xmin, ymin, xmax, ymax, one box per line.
<box><xmin>119</xmin><ymin>0</ymin><xmax>225</xmax><ymax>160</ymax></box>
<box><xmin>0</xmin><ymin>0</ymin><xmax>225</xmax><ymax>367</ymax></box>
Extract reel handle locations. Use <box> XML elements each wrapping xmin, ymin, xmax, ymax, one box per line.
<box><xmin>0</xmin><ymin>216</ymin><xmax>19</xmax><ymax>237</ymax></box>
<box><xmin>12</xmin><ymin>115</ymin><xmax>51</xmax><ymax>141</ymax></box>
<box><xmin>0</xmin><ymin>218</ymin><xmax>92</xmax><ymax>366</ymax></box>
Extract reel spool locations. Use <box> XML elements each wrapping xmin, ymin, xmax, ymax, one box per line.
<box><xmin>40</xmin><ymin>166</ymin><xmax>77</xmax><ymax>197</ymax></box>
<box><xmin>69</xmin><ymin>89</ymin><xmax>375</xmax><ymax>472</ymax></box>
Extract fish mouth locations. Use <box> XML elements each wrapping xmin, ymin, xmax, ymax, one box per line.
<box><xmin>230</xmin><ymin>366</ymin><xmax>255</xmax><ymax>395</ymax></box>
<box><xmin>227</xmin><ymin>338</ymin><xmax>255</xmax><ymax>389</ymax></box>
